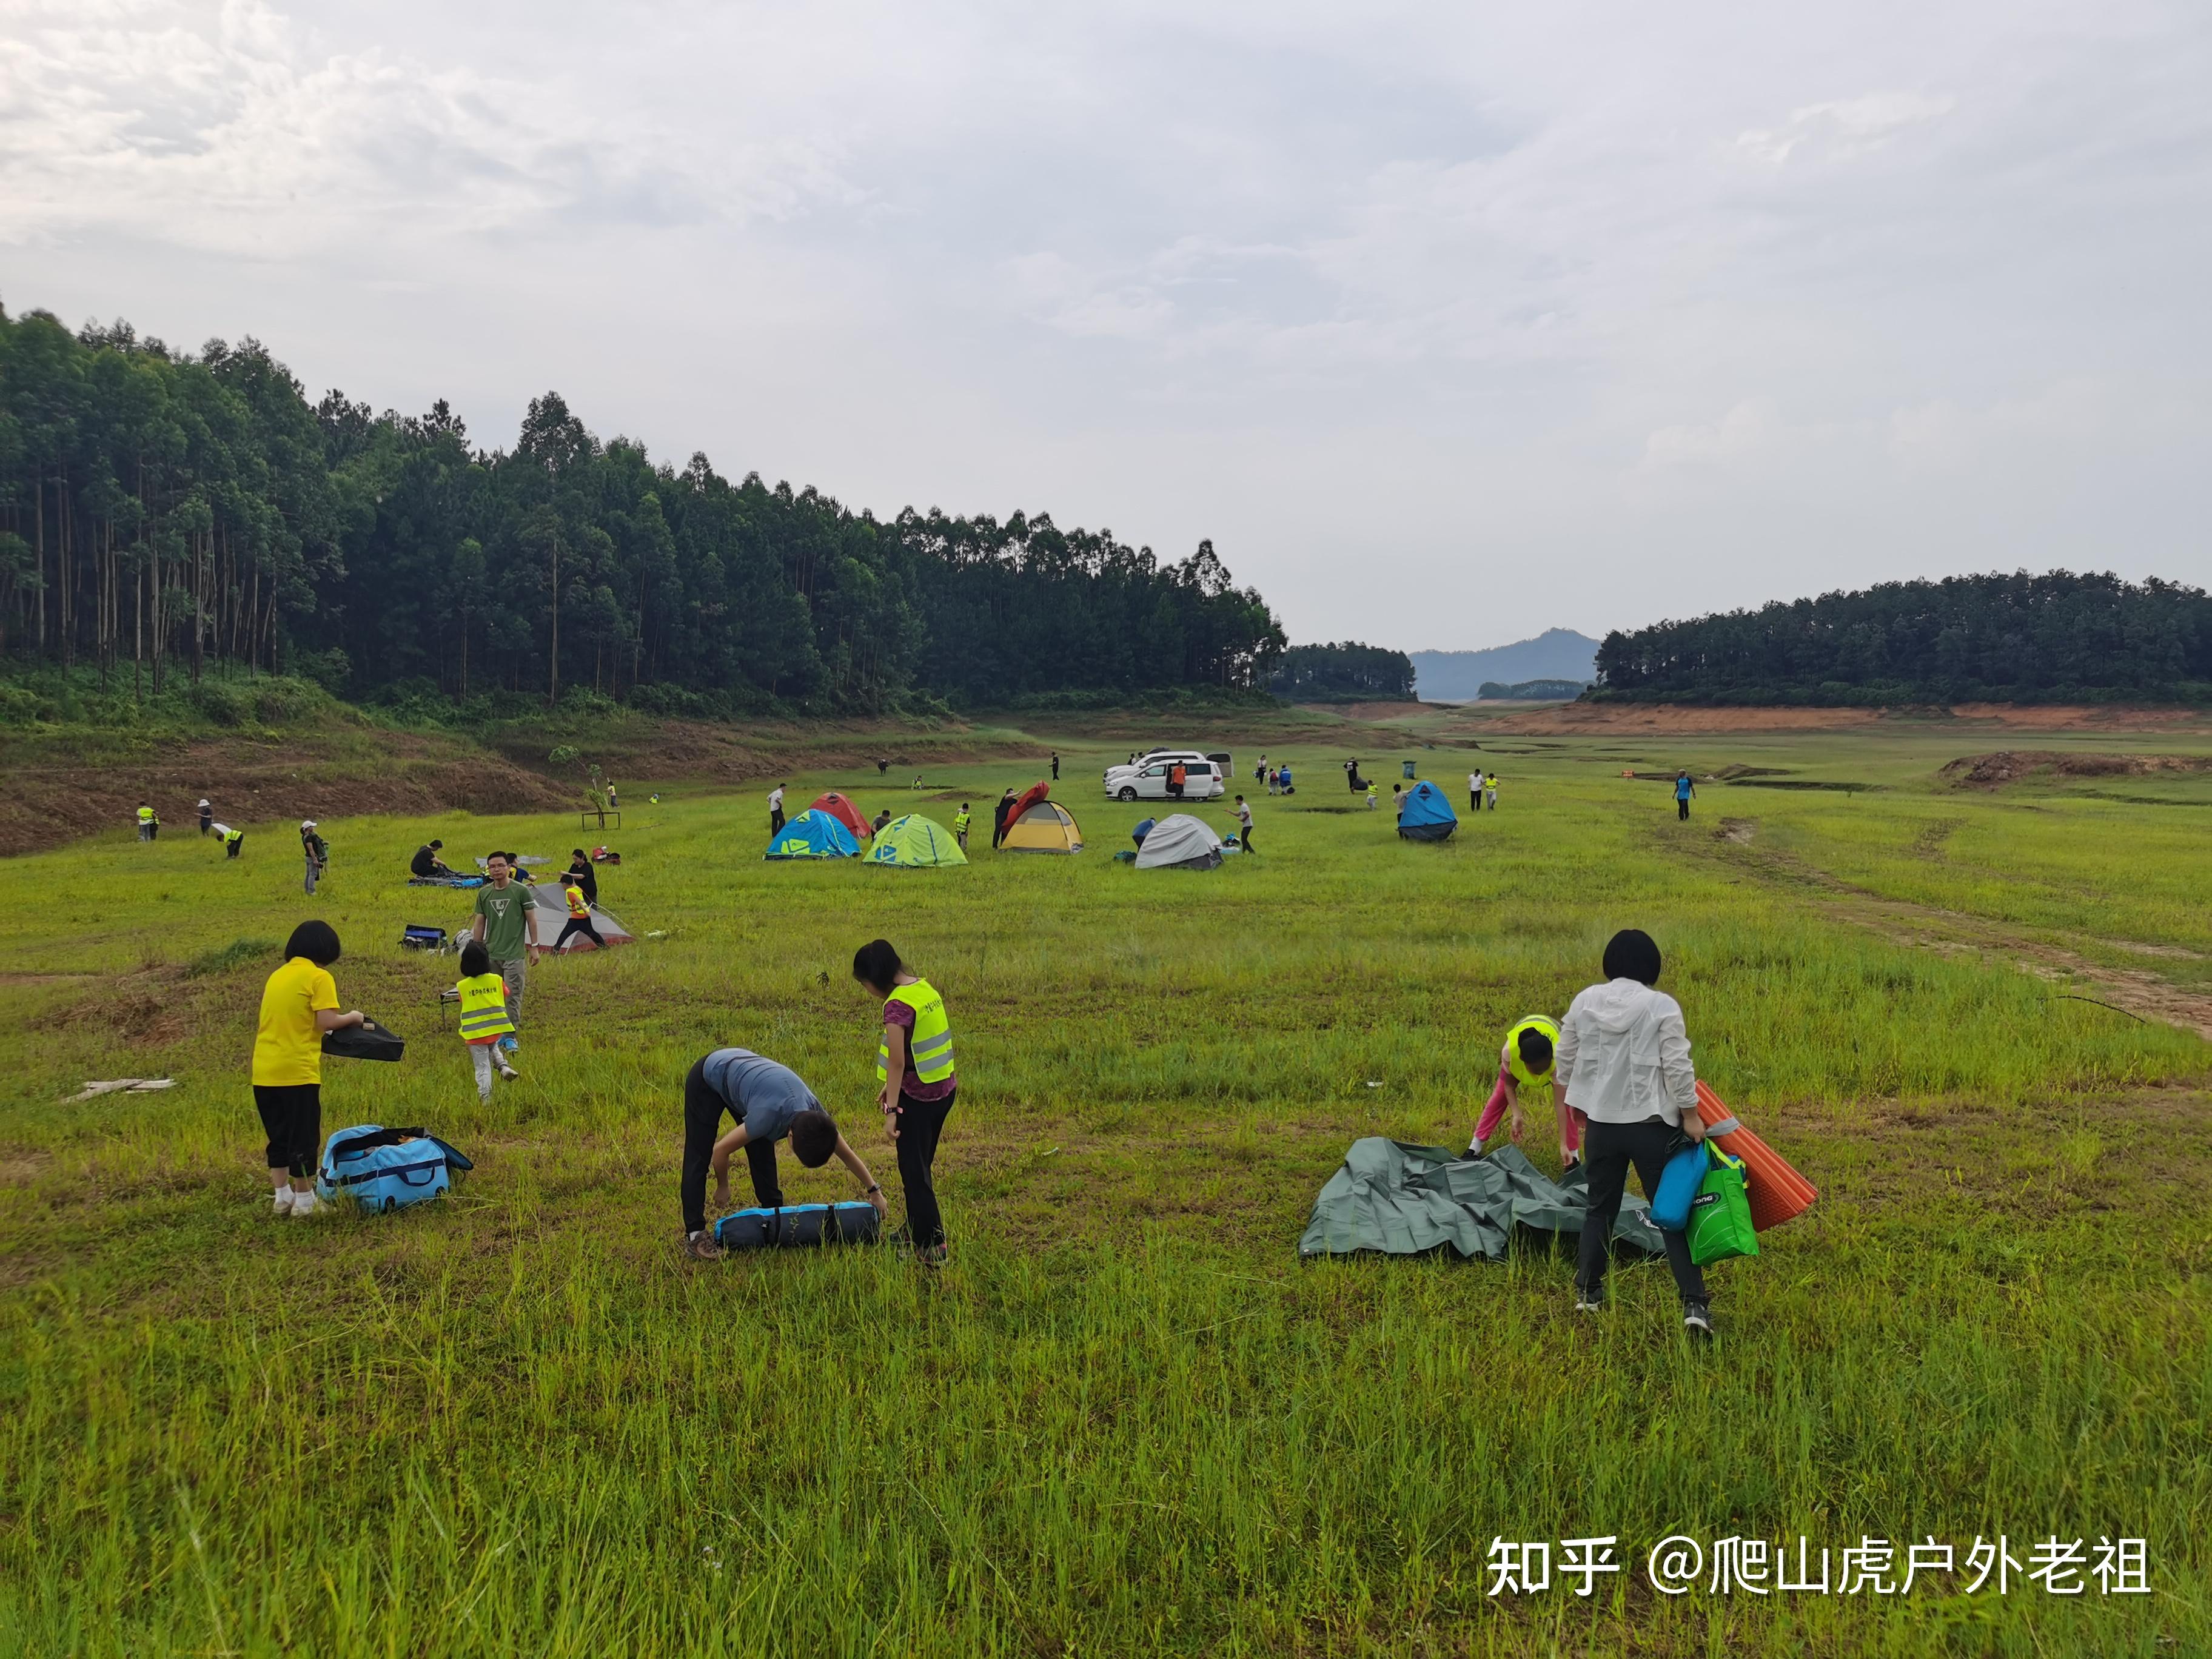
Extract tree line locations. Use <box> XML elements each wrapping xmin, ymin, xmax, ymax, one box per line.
<box><xmin>1268</xmin><ymin>642</ymin><xmax>1416</xmax><ymax>700</ymax></box>
<box><xmin>1595</xmin><ymin>571</ymin><xmax>2212</xmax><ymax>705</ymax></box>
<box><xmin>0</xmin><ymin>306</ymin><xmax>1286</xmax><ymax>712</ymax></box>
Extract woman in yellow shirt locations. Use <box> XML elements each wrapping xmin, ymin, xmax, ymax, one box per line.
<box><xmin>252</xmin><ymin>921</ymin><xmax>364</xmax><ymax>1218</ymax></box>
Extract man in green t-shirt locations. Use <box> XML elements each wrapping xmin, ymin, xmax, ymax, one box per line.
<box><xmin>471</xmin><ymin>853</ymin><xmax>541</xmax><ymax>1052</ymax></box>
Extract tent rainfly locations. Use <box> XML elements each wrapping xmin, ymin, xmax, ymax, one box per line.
<box><xmin>1131</xmin><ymin>813</ymin><xmax>1222</xmax><ymax>871</ymax></box>
<box><xmin>1396</xmin><ymin>779</ymin><xmax>1458</xmax><ymax>842</ymax></box>
<box><xmin>765</xmin><ymin>811</ymin><xmax>860</xmax><ymax>860</ymax></box>
<box><xmin>866</xmin><ymin>814</ymin><xmax>969</xmax><ymax>868</ymax></box>
<box><xmin>524</xmin><ymin>884</ymin><xmax>635</xmax><ymax>951</ymax></box>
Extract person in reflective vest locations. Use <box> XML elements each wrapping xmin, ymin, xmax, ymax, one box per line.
<box><xmin>552</xmin><ymin>879</ymin><xmax>606</xmax><ymax>951</ymax></box>
<box><xmin>1467</xmin><ymin>1014</ymin><xmax>1574</xmax><ymax>1167</ymax></box>
<box><xmin>854</xmin><ymin>937</ymin><xmax>957</xmax><ymax>1264</ymax></box>
<box><xmin>136</xmin><ymin>803</ymin><xmax>159</xmax><ymax>842</ymax></box>
<box><xmin>214</xmin><ymin>823</ymin><xmax>244</xmax><ymax>859</ymax></box>
<box><xmin>951</xmin><ymin>804</ymin><xmax>971</xmax><ymax>850</ymax></box>
<box><xmin>455</xmin><ymin>940</ymin><xmax>520</xmax><ymax>1098</ymax></box>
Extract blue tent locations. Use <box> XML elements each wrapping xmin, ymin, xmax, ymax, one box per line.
<box><xmin>765</xmin><ymin>810</ymin><xmax>860</xmax><ymax>860</ymax></box>
<box><xmin>1397</xmin><ymin>779</ymin><xmax>1458</xmax><ymax>842</ymax></box>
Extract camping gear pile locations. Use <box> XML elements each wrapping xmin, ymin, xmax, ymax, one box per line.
<box><xmin>317</xmin><ymin>1125</ymin><xmax>473</xmax><ymax>1213</ymax></box>
<box><xmin>1300</xmin><ymin>1141</ymin><xmax>1667</xmax><ymax>1262</ymax></box>
<box><xmin>408</xmin><ymin>874</ymin><xmax>484</xmax><ymax>889</ymax></box>
<box><xmin>400</xmin><ymin>925</ymin><xmax>449</xmax><ymax>952</ymax></box>
<box><xmin>1132</xmin><ymin>814</ymin><xmax>1222</xmax><ymax>871</ymax></box>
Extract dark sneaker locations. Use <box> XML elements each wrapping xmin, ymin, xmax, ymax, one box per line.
<box><xmin>916</xmin><ymin>1242</ymin><xmax>949</xmax><ymax>1267</ymax></box>
<box><xmin>683</xmin><ymin>1232</ymin><xmax>725</xmax><ymax>1262</ymax></box>
<box><xmin>1683</xmin><ymin>1302</ymin><xmax>1714</xmax><ymax>1340</ymax></box>
<box><xmin>1574</xmin><ymin>1289</ymin><xmax>1604</xmax><ymax>1314</ymax></box>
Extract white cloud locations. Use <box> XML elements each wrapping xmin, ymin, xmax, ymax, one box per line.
<box><xmin>1737</xmin><ymin>91</ymin><xmax>1957</xmax><ymax>165</ymax></box>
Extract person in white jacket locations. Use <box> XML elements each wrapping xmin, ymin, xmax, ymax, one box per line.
<box><xmin>1555</xmin><ymin>928</ymin><xmax>1713</xmax><ymax>1337</ymax></box>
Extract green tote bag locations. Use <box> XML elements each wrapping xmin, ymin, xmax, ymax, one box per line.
<box><xmin>1687</xmin><ymin>1147</ymin><xmax>1760</xmax><ymax>1267</ymax></box>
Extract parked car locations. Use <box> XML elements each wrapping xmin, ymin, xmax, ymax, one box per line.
<box><xmin>1104</xmin><ymin>754</ymin><xmax>1227</xmax><ymax>802</ymax></box>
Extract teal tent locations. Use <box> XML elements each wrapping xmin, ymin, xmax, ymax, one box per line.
<box><xmin>1396</xmin><ymin>780</ymin><xmax>1457</xmax><ymax>842</ymax></box>
<box><xmin>865</xmin><ymin>814</ymin><xmax>968</xmax><ymax>868</ymax></box>
<box><xmin>765</xmin><ymin>811</ymin><xmax>859</xmax><ymax>860</ymax></box>
<box><xmin>1298</xmin><ymin>1140</ymin><xmax>1665</xmax><ymax>1262</ymax></box>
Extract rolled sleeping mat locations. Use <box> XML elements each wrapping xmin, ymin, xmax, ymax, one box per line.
<box><xmin>714</xmin><ymin>1202</ymin><xmax>882</xmax><ymax>1250</ymax></box>
<box><xmin>1694</xmin><ymin>1081</ymin><xmax>1817</xmax><ymax>1232</ymax></box>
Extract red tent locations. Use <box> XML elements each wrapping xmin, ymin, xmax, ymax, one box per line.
<box><xmin>1006</xmin><ymin>780</ymin><xmax>1051</xmax><ymax>823</ymax></box>
<box><xmin>810</xmin><ymin>792</ymin><xmax>871</xmax><ymax>839</ymax></box>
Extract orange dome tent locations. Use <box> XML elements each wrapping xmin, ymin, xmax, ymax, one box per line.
<box><xmin>810</xmin><ymin>792</ymin><xmax>871</xmax><ymax>840</ymax></box>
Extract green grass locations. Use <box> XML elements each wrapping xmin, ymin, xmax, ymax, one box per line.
<box><xmin>2</xmin><ymin>728</ymin><xmax>2209</xmax><ymax>1655</ymax></box>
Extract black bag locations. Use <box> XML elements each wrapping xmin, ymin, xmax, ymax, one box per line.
<box><xmin>322</xmin><ymin>1016</ymin><xmax>406</xmax><ymax>1062</ymax></box>
<box><xmin>400</xmin><ymin>925</ymin><xmax>447</xmax><ymax>951</ymax></box>
<box><xmin>712</xmin><ymin>1201</ymin><xmax>882</xmax><ymax>1250</ymax></box>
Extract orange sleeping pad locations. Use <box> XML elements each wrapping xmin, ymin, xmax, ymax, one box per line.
<box><xmin>1694</xmin><ymin>1081</ymin><xmax>1817</xmax><ymax>1232</ymax></box>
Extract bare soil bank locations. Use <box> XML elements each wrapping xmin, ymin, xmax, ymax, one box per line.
<box><xmin>1940</xmin><ymin>749</ymin><xmax>2212</xmax><ymax>787</ymax></box>
<box><xmin>1478</xmin><ymin>702</ymin><xmax>2212</xmax><ymax>735</ymax></box>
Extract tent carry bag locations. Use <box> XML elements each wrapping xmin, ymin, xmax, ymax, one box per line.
<box><xmin>1649</xmin><ymin>1136</ymin><xmax>1709</xmax><ymax>1232</ymax></box>
<box><xmin>1687</xmin><ymin>1147</ymin><xmax>1759</xmax><ymax>1266</ymax></box>
<box><xmin>321</xmin><ymin>1016</ymin><xmax>406</xmax><ymax>1062</ymax></box>
<box><xmin>713</xmin><ymin>1201</ymin><xmax>882</xmax><ymax>1250</ymax></box>
<box><xmin>317</xmin><ymin>1124</ymin><xmax>474</xmax><ymax>1213</ymax></box>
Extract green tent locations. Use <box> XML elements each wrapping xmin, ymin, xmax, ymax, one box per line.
<box><xmin>1298</xmin><ymin>1139</ymin><xmax>1666</xmax><ymax>1262</ymax></box>
<box><xmin>864</xmin><ymin>813</ymin><xmax>968</xmax><ymax>868</ymax></box>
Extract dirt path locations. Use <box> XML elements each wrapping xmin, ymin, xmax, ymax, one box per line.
<box><xmin>1689</xmin><ymin>820</ymin><xmax>2212</xmax><ymax>1041</ymax></box>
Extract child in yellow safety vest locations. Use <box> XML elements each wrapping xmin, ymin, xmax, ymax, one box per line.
<box><xmin>952</xmin><ymin>805</ymin><xmax>971</xmax><ymax>850</ymax></box>
<box><xmin>456</xmin><ymin>941</ymin><xmax>520</xmax><ymax>1098</ymax></box>
<box><xmin>1468</xmin><ymin>1014</ymin><xmax>1580</xmax><ymax>1170</ymax></box>
<box><xmin>552</xmin><ymin>878</ymin><xmax>606</xmax><ymax>951</ymax></box>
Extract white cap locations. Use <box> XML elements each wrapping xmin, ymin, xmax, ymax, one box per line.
<box><xmin>300</xmin><ymin>819</ymin><xmax>317</xmax><ymax>830</ymax></box>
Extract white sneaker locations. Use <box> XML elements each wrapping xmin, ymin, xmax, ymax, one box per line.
<box><xmin>272</xmin><ymin>1188</ymin><xmax>295</xmax><ymax>1215</ymax></box>
<box><xmin>497</xmin><ymin>1059</ymin><xmax>520</xmax><ymax>1081</ymax></box>
<box><xmin>289</xmin><ymin>1191</ymin><xmax>318</xmax><ymax>1219</ymax></box>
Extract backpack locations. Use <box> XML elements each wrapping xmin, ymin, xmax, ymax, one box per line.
<box><xmin>317</xmin><ymin>1125</ymin><xmax>473</xmax><ymax>1213</ymax></box>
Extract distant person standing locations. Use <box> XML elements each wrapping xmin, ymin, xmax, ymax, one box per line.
<box><xmin>872</xmin><ymin>807</ymin><xmax>893</xmax><ymax>836</ymax></box>
<box><xmin>1675</xmin><ymin>771</ymin><xmax>1695</xmax><ymax>820</ymax></box>
<box><xmin>1255</xmin><ymin>753</ymin><xmax>1268</xmax><ymax>787</ymax></box>
<box><xmin>1168</xmin><ymin>760</ymin><xmax>1187</xmax><ymax>800</ymax></box>
<box><xmin>198</xmin><ymin>799</ymin><xmax>213</xmax><ymax>836</ymax></box>
<box><xmin>768</xmin><ymin>783</ymin><xmax>787</xmax><ymax>837</ymax></box>
<box><xmin>1234</xmin><ymin>794</ymin><xmax>1256</xmax><ymax>854</ymax></box>
<box><xmin>565</xmin><ymin>848</ymin><xmax>598</xmax><ymax>907</ymax></box>
<box><xmin>1391</xmin><ymin>783</ymin><xmax>1404</xmax><ymax>820</ymax></box>
<box><xmin>136</xmin><ymin>802</ymin><xmax>158</xmax><ymax>842</ymax></box>
<box><xmin>1050</xmin><ymin>751</ymin><xmax>1060</xmax><ymax>782</ymax></box>
<box><xmin>472</xmin><ymin>854</ymin><xmax>541</xmax><ymax>1057</ymax></box>
<box><xmin>1469</xmin><ymin>770</ymin><xmax>1484</xmax><ymax>814</ymax></box>
<box><xmin>300</xmin><ymin>820</ymin><xmax>329</xmax><ymax>895</ymax></box>
<box><xmin>952</xmin><ymin>803</ymin><xmax>972</xmax><ymax>851</ymax></box>
<box><xmin>1366</xmin><ymin>782</ymin><xmax>1377</xmax><ymax>811</ymax></box>
<box><xmin>1278</xmin><ymin>762</ymin><xmax>1293</xmax><ymax>796</ymax></box>
<box><xmin>1484</xmin><ymin>773</ymin><xmax>1498</xmax><ymax>813</ymax></box>
<box><xmin>605</xmin><ymin>779</ymin><xmax>619</xmax><ymax>812</ymax></box>
<box><xmin>251</xmin><ymin>920</ymin><xmax>365</xmax><ymax>1218</ymax></box>
<box><xmin>877</xmin><ymin>757</ymin><xmax>891</xmax><ymax>777</ymax></box>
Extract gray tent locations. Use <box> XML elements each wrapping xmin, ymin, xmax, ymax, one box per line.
<box><xmin>1298</xmin><ymin>1139</ymin><xmax>1666</xmax><ymax>1262</ymax></box>
<box><xmin>528</xmin><ymin>883</ymin><xmax>634</xmax><ymax>951</ymax></box>
<box><xmin>1133</xmin><ymin>813</ymin><xmax>1224</xmax><ymax>871</ymax></box>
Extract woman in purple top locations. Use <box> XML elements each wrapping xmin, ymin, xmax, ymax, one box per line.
<box><xmin>854</xmin><ymin>938</ymin><xmax>957</xmax><ymax>1263</ymax></box>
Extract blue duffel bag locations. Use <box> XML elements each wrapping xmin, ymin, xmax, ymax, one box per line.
<box><xmin>1649</xmin><ymin>1138</ymin><xmax>1710</xmax><ymax>1233</ymax></box>
<box><xmin>714</xmin><ymin>1201</ymin><xmax>881</xmax><ymax>1250</ymax></box>
<box><xmin>317</xmin><ymin>1124</ymin><xmax>473</xmax><ymax>1213</ymax></box>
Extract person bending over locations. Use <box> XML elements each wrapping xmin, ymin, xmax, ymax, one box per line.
<box><xmin>680</xmin><ymin>1048</ymin><xmax>886</xmax><ymax>1261</ymax></box>
<box><xmin>1557</xmin><ymin>928</ymin><xmax>1712</xmax><ymax>1339</ymax></box>
<box><xmin>1467</xmin><ymin>1015</ymin><xmax>1573</xmax><ymax>1167</ymax></box>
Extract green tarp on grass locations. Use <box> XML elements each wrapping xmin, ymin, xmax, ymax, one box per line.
<box><xmin>1298</xmin><ymin>1139</ymin><xmax>1667</xmax><ymax>1262</ymax></box>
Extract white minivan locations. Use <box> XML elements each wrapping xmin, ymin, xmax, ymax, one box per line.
<box><xmin>1103</xmin><ymin>752</ymin><xmax>1227</xmax><ymax>803</ymax></box>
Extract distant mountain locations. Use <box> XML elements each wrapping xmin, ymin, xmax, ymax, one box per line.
<box><xmin>1410</xmin><ymin>631</ymin><xmax>1601</xmax><ymax>702</ymax></box>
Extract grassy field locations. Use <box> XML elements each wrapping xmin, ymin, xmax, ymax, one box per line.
<box><xmin>2</xmin><ymin>717</ymin><xmax>2209</xmax><ymax>1655</ymax></box>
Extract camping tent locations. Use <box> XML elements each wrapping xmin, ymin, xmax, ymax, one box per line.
<box><xmin>1299</xmin><ymin>1140</ymin><xmax>1666</xmax><ymax>1262</ymax></box>
<box><xmin>526</xmin><ymin>884</ymin><xmax>635</xmax><ymax>951</ymax></box>
<box><xmin>1396</xmin><ymin>779</ymin><xmax>1458</xmax><ymax>842</ymax></box>
<box><xmin>865</xmin><ymin>814</ymin><xmax>968</xmax><ymax>868</ymax></box>
<box><xmin>765</xmin><ymin>811</ymin><xmax>860</xmax><ymax>860</ymax></box>
<box><xmin>809</xmin><ymin>792</ymin><xmax>871</xmax><ymax>840</ymax></box>
<box><xmin>1006</xmin><ymin>780</ymin><xmax>1052</xmax><ymax>823</ymax></box>
<box><xmin>1001</xmin><ymin>799</ymin><xmax>1084</xmax><ymax>854</ymax></box>
<box><xmin>1132</xmin><ymin>813</ymin><xmax>1222</xmax><ymax>871</ymax></box>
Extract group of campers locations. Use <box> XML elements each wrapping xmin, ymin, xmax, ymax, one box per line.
<box><xmin>252</xmin><ymin>920</ymin><xmax>960</xmax><ymax>1267</ymax></box>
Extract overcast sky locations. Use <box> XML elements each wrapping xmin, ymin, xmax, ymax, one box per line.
<box><xmin>4</xmin><ymin>1</ymin><xmax>2208</xmax><ymax>648</ymax></box>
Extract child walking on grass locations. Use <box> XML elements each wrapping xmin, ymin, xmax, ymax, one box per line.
<box><xmin>456</xmin><ymin>940</ymin><xmax>520</xmax><ymax>1101</ymax></box>
<box><xmin>250</xmin><ymin>921</ymin><xmax>366</xmax><ymax>1218</ymax></box>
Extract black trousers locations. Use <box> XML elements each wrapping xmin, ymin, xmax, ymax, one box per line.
<box><xmin>1678</xmin><ymin>798</ymin><xmax>1691</xmax><ymax>820</ymax></box>
<box><xmin>769</xmin><ymin>809</ymin><xmax>785</xmax><ymax>836</ymax></box>
<box><xmin>1575</xmin><ymin>1115</ymin><xmax>1709</xmax><ymax>1305</ymax></box>
<box><xmin>682</xmin><ymin>1059</ymin><xmax>784</xmax><ymax>1233</ymax></box>
<box><xmin>893</xmin><ymin>1087</ymin><xmax>956</xmax><ymax>1248</ymax></box>
<box><xmin>1238</xmin><ymin>824</ymin><xmax>1255</xmax><ymax>853</ymax></box>
<box><xmin>1470</xmin><ymin>793</ymin><xmax>1481</xmax><ymax>813</ymax></box>
<box><xmin>554</xmin><ymin>916</ymin><xmax>606</xmax><ymax>950</ymax></box>
<box><xmin>254</xmin><ymin>1083</ymin><xmax>321</xmax><ymax>1178</ymax></box>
